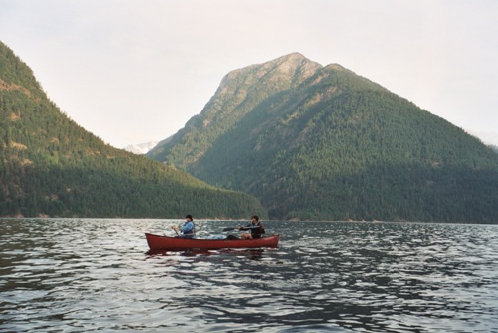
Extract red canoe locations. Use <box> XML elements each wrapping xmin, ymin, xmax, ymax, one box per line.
<box><xmin>145</xmin><ymin>233</ymin><xmax>280</xmax><ymax>251</ymax></box>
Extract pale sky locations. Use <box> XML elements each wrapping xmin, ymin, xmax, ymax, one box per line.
<box><xmin>1</xmin><ymin>0</ymin><xmax>497</xmax><ymax>147</ymax></box>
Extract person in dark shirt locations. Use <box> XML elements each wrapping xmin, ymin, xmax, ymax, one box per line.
<box><xmin>238</xmin><ymin>215</ymin><xmax>265</xmax><ymax>239</ymax></box>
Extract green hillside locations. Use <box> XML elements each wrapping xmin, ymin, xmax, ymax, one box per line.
<box><xmin>148</xmin><ymin>53</ymin><xmax>498</xmax><ymax>223</ymax></box>
<box><xmin>0</xmin><ymin>41</ymin><xmax>266</xmax><ymax>218</ymax></box>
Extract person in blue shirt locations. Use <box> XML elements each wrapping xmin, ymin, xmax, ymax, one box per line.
<box><xmin>172</xmin><ymin>214</ymin><xmax>196</xmax><ymax>238</ymax></box>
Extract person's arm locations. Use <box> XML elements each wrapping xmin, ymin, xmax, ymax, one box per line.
<box><xmin>238</xmin><ymin>223</ymin><xmax>252</xmax><ymax>231</ymax></box>
<box><xmin>181</xmin><ymin>221</ymin><xmax>194</xmax><ymax>233</ymax></box>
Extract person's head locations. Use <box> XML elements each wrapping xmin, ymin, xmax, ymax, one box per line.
<box><xmin>185</xmin><ymin>214</ymin><xmax>193</xmax><ymax>221</ymax></box>
<box><xmin>251</xmin><ymin>215</ymin><xmax>259</xmax><ymax>224</ymax></box>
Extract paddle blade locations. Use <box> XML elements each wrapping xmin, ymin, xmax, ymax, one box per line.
<box><xmin>222</xmin><ymin>227</ymin><xmax>237</xmax><ymax>231</ymax></box>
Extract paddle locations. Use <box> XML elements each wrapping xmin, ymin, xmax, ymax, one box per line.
<box><xmin>222</xmin><ymin>225</ymin><xmax>260</xmax><ymax>231</ymax></box>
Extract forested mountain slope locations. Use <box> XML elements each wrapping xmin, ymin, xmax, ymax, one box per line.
<box><xmin>0</xmin><ymin>41</ymin><xmax>265</xmax><ymax>218</ymax></box>
<box><xmin>149</xmin><ymin>53</ymin><xmax>498</xmax><ymax>223</ymax></box>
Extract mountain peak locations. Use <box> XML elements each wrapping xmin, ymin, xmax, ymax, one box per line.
<box><xmin>123</xmin><ymin>140</ymin><xmax>159</xmax><ymax>155</ymax></box>
<box><xmin>325</xmin><ymin>63</ymin><xmax>347</xmax><ymax>71</ymax></box>
<box><xmin>274</xmin><ymin>52</ymin><xmax>311</xmax><ymax>63</ymax></box>
<box><xmin>149</xmin><ymin>53</ymin><xmax>498</xmax><ymax>223</ymax></box>
<box><xmin>268</xmin><ymin>52</ymin><xmax>322</xmax><ymax>78</ymax></box>
<box><xmin>221</xmin><ymin>53</ymin><xmax>323</xmax><ymax>90</ymax></box>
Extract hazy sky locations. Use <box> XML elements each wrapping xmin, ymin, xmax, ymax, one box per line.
<box><xmin>1</xmin><ymin>0</ymin><xmax>497</xmax><ymax>147</ymax></box>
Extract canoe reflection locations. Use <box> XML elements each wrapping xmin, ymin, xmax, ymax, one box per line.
<box><xmin>146</xmin><ymin>248</ymin><xmax>266</xmax><ymax>260</ymax></box>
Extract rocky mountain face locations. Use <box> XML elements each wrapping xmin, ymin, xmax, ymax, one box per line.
<box><xmin>148</xmin><ymin>53</ymin><xmax>498</xmax><ymax>223</ymax></box>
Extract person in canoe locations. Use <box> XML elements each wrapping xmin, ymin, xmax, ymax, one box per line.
<box><xmin>238</xmin><ymin>215</ymin><xmax>265</xmax><ymax>239</ymax></box>
<box><xmin>172</xmin><ymin>214</ymin><xmax>196</xmax><ymax>238</ymax></box>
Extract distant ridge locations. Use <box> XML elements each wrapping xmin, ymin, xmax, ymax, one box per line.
<box><xmin>123</xmin><ymin>141</ymin><xmax>159</xmax><ymax>155</ymax></box>
<box><xmin>0</xmin><ymin>41</ymin><xmax>266</xmax><ymax>218</ymax></box>
<box><xmin>148</xmin><ymin>53</ymin><xmax>498</xmax><ymax>223</ymax></box>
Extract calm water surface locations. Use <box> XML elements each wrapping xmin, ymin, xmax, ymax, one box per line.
<box><xmin>1</xmin><ymin>219</ymin><xmax>497</xmax><ymax>332</ymax></box>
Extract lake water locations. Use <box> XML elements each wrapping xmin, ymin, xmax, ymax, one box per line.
<box><xmin>1</xmin><ymin>219</ymin><xmax>497</xmax><ymax>332</ymax></box>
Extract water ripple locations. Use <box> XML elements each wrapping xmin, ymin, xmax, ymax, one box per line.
<box><xmin>1</xmin><ymin>219</ymin><xmax>497</xmax><ymax>332</ymax></box>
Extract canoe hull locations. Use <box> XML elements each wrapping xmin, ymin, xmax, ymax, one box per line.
<box><xmin>145</xmin><ymin>233</ymin><xmax>279</xmax><ymax>251</ymax></box>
